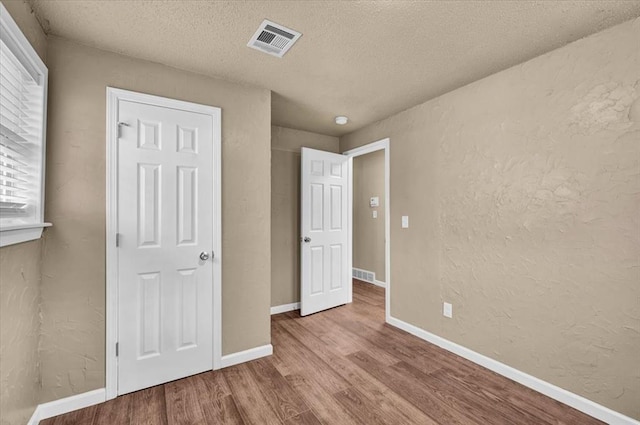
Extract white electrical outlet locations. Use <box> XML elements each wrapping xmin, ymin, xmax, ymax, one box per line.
<box><xmin>443</xmin><ymin>302</ymin><xmax>453</xmax><ymax>318</ymax></box>
<box><xmin>372</xmin><ymin>210</ymin><xmax>378</xmax><ymax>219</ymax></box>
<box><xmin>401</xmin><ymin>215</ymin><xmax>409</xmax><ymax>228</ymax></box>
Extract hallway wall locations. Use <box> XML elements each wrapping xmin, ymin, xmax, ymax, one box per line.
<box><xmin>353</xmin><ymin>150</ymin><xmax>386</xmax><ymax>282</ymax></box>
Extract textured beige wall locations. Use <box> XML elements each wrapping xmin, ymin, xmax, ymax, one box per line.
<box><xmin>0</xmin><ymin>2</ymin><xmax>46</xmax><ymax>425</ymax></box>
<box><xmin>271</xmin><ymin>126</ymin><xmax>339</xmax><ymax>307</ymax></box>
<box><xmin>0</xmin><ymin>241</ymin><xmax>41</xmax><ymax>425</ymax></box>
<box><xmin>353</xmin><ymin>150</ymin><xmax>385</xmax><ymax>281</ymax></box>
<box><xmin>341</xmin><ymin>18</ymin><xmax>640</xmax><ymax>419</ymax></box>
<box><xmin>39</xmin><ymin>36</ymin><xmax>271</xmax><ymax>402</ymax></box>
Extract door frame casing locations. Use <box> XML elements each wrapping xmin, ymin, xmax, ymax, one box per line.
<box><xmin>343</xmin><ymin>138</ymin><xmax>391</xmax><ymax>322</ymax></box>
<box><xmin>105</xmin><ymin>87</ymin><xmax>222</xmax><ymax>400</ymax></box>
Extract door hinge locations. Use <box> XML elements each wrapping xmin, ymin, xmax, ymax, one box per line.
<box><xmin>115</xmin><ymin>233</ymin><xmax>121</xmax><ymax>247</ymax></box>
<box><xmin>117</xmin><ymin>122</ymin><xmax>130</xmax><ymax>139</ymax></box>
<box><xmin>115</xmin><ymin>342</ymin><xmax>119</xmax><ymax>357</ymax></box>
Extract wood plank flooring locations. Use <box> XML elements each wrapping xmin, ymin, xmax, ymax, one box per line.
<box><xmin>42</xmin><ymin>280</ymin><xmax>603</xmax><ymax>425</ymax></box>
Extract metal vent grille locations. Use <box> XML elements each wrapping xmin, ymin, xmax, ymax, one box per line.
<box><xmin>353</xmin><ymin>268</ymin><xmax>376</xmax><ymax>284</ymax></box>
<box><xmin>247</xmin><ymin>20</ymin><xmax>301</xmax><ymax>58</ymax></box>
<box><xmin>257</xmin><ymin>31</ymin><xmax>276</xmax><ymax>44</ymax></box>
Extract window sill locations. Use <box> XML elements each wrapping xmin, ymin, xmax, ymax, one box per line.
<box><xmin>0</xmin><ymin>223</ymin><xmax>52</xmax><ymax>248</ymax></box>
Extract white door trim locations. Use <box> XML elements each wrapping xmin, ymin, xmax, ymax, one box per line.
<box><xmin>105</xmin><ymin>87</ymin><xmax>222</xmax><ymax>400</ymax></box>
<box><xmin>343</xmin><ymin>138</ymin><xmax>391</xmax><ymax>322</ymax></box>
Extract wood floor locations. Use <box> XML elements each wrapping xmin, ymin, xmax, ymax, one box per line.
<box><xmin>42</xmin><ymin>280</ymin><xmax>603</xmax><ymax>425</ymax></box>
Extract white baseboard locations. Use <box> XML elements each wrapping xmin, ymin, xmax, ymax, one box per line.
<box><xmin>386</xmin><ymin>316</ymin><xmax>639</xmax><ymax>425</ymax></box>
<box><xmin>28</xmin><ymin>388</ymin><xmax>106</xmax><ymax>424</ymax></box>
<box><xmin>220</xmin><ymin>344</ymin><xmax>273</xmax><ymax>368</ymax></box>
<box><xmin>26</xmin><ymin>345</ymin><xmax>272</xmax><ymax>423</ymax></box>
<box><xmin>27</xmin><ymin>407</ymin><xmax>40</xmax><ymax>425</ymax></box>
<box><xmin>26</xmin><ymin>343</ymin><xmax>273</xmax><ymax>423</ymax></box>
<box><xmin>271</xmin><ymin>302</ymin><xmax>300</xmax><ymax>315</ymax></box>
<box><xmin>372</xmin><ymin>279</ymin><xmax>386</xmax><ymax>288</ymax></box>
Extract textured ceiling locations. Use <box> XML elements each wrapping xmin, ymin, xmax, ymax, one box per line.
<box><xmin>28</xmin><ymin>0</ymin><xmax>640</xmax><ymax>136</ymax></box>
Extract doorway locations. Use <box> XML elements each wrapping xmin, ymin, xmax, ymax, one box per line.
<box><xmin>345</xmin><ymin>139</ymin><xmax>390</xmax><ymax>322</ymax></box>
<box><xmin>299</xmin><ymin>139</ymin><xmax>390</xmax><ymax>320</ymax></box>
<box><xmin>105</xmin><ymin>88</ymin><xmax>222</xmax><ymax>399</ymax></box>
<box><xmin>351</xmin><ymin>149</ymin><xmax>386</xmax><ymax>286</ymax></box>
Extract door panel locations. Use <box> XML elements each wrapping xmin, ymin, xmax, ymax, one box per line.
<box><xmin>177</xmin><ymin>166</ymin><xmax>197</xmax><ymax>245</ymax></box>
<box><xmin>301</xmin><ymin>148</ymin><xmax>351</xmax><ymax>316</ymax></box>
<box><xmin>330</xmin><ymin>185</ymin><xmax>342</xmax><ymax>229</ymax></box>
<box><xmin>137</xmin><ymin>163</ymin><xmax>161</xmax><ymax>247</ymax></box>
<box><xmin>177</xmin><ymin>268</ymin><xmax>198</xmax><ymax>349</ymax></box>
<box><xmin>117</xmin><ymin>99</ymin><xmax>214</xmax><ymax>395</ymax></box>
<box><xmin>139</xmin><ymin>272</ymin><xmax>161</xmax><ymax>358</ymax></box>
<box><xmin>330</xmin><ymin>244</ymin><xmax>343</xmax><ymax>290</ymax></box>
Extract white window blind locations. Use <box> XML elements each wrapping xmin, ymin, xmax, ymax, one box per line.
<box><xmin>0</xmin><ymin>2</ymin><xmax>48</xmax><ymax>247</ymax></box>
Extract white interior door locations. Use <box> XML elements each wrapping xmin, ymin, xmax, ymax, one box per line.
<box><xmin>300</xmin><ymin>147</ymin><xmax>351</xmax><ymax>316</ymax></box>
<box><xmin>116</xmin><ymin>99</ymin><xmax>215</xmax><ymax>395</ymax></box>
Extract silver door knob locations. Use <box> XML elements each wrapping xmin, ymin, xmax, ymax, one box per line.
<box><xmin>303</xmin><ymin>237</ymin><xmax>311</xmax><ymax>243</ymax></box>
<box><xmin>199</xmin><ymin>251</ymin><xmax>210</xmax><ymax>261</ymax></box>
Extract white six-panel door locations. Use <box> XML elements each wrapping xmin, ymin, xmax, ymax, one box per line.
<box><xmin>300</xmin><ymin>148</ymin><xmax>351</xmax><ymax>316</ymax></box>
<box><xmin>116</xmin><ymin>99</ymin><xmax>215</xmax><ymax>395</ymax></box>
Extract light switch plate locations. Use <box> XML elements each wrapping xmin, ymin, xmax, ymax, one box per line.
<box><xmin>401</xmin><ymin>216</ymin><xmax>409</xmax><ymax>228</ymax></box>
<box><xmin>372</xmin><ymin>210</ymin><xmax>378</xmax><ymax>219</ymax></box>
<box><xmin>370</xmin><ymin>197</ymin><xmax>379</xmax><ymax>207</ymax></box>
<box><xmin>443</xmin><ymin>302</ymin><xmax>453</xmax><ymax>318</ymax></box>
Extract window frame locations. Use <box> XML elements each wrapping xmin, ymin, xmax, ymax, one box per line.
<box><xmin>0</xmin><ymin>2</ymin><xmax>50</xmax><ymax>247</ymax></box>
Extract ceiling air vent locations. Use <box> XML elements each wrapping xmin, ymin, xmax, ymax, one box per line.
<box><xmin>247</xmin><ymin>19</ymin><xmax>301</xmax><ymax>58</ymax></box>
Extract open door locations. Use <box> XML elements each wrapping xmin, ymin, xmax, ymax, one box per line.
<box><xmin>300</xmin><ymin>147</ymin><xmax>351</xmax><ymax>316</ymax></box>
